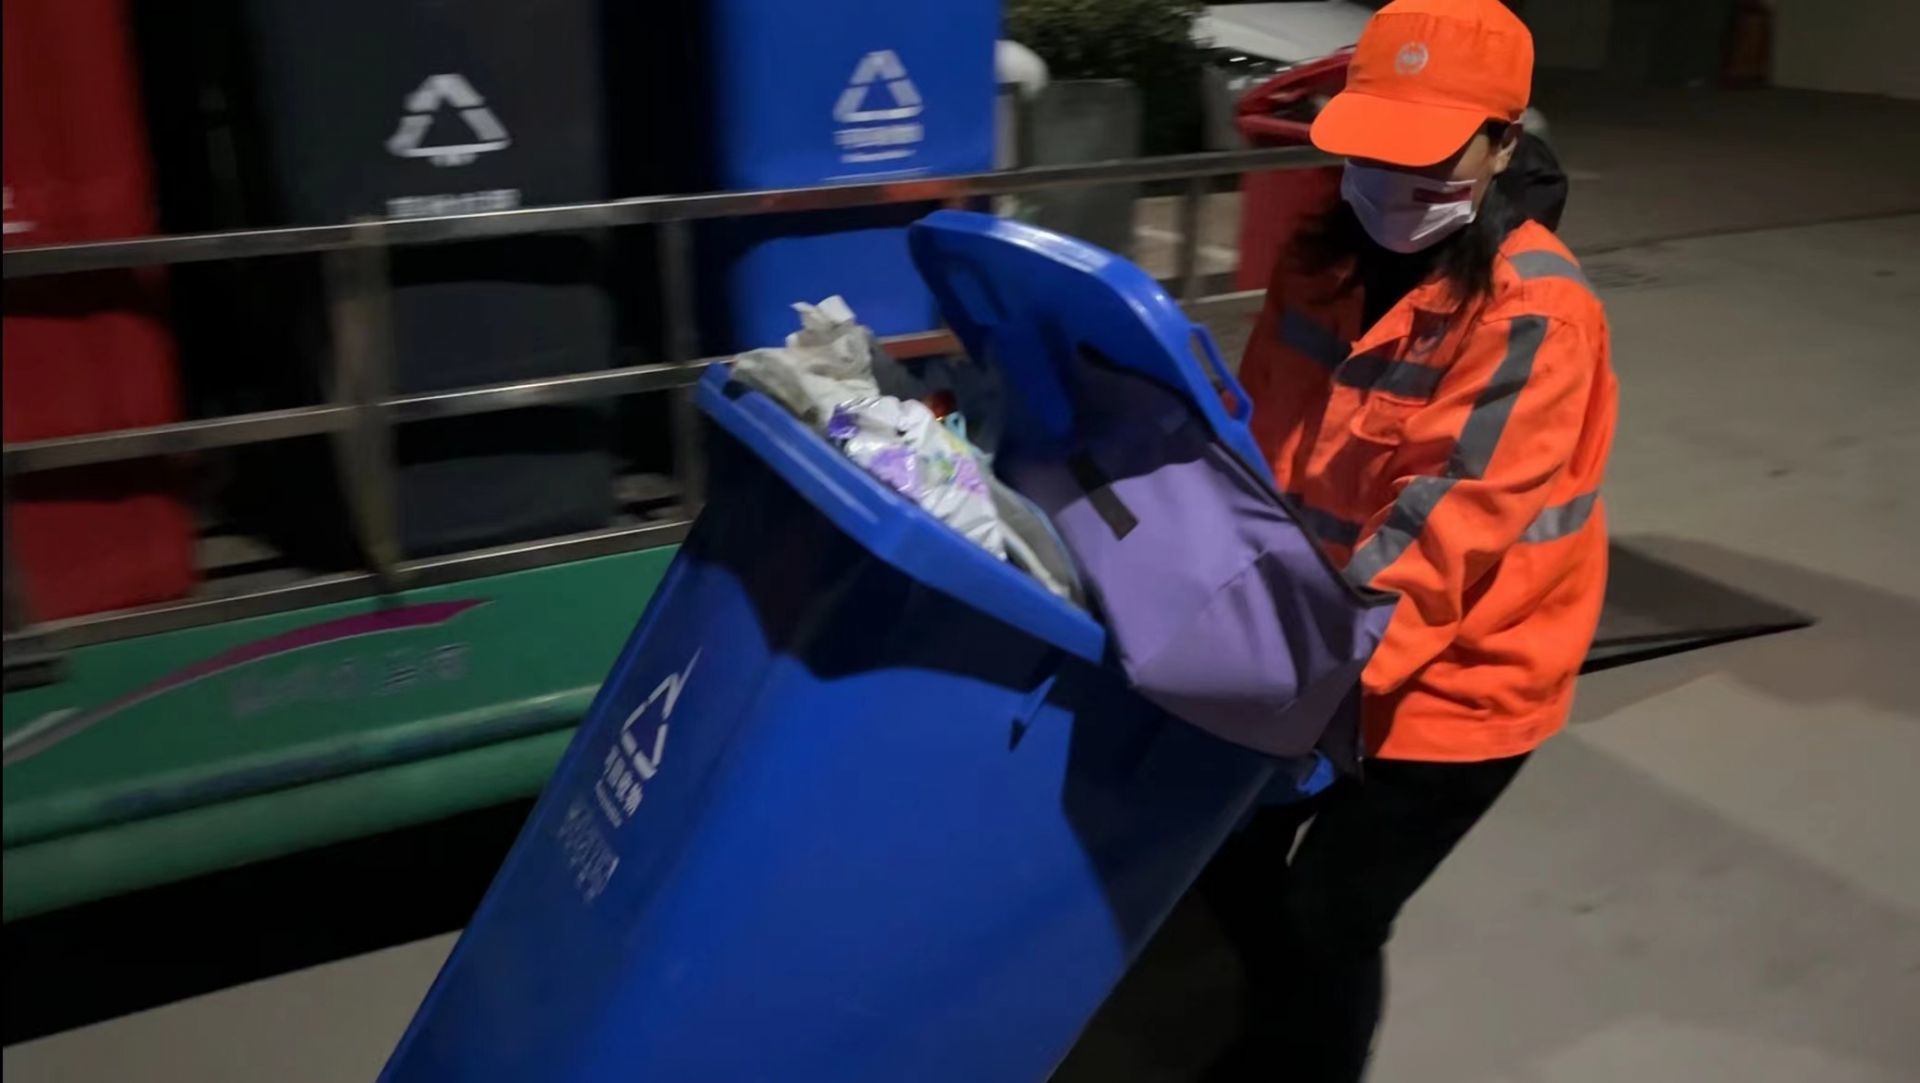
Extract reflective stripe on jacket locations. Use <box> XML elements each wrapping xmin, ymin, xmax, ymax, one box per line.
<box><xmin>1240</xmin><ymin>219</ymin><xmax>1618</xmax><ymax>762</ymax></box>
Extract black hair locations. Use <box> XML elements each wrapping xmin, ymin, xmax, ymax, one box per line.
<box><xmin>1291</xmin><ymin>121</ymin><xmax>1520</xmax><ymax>310</ymax></box>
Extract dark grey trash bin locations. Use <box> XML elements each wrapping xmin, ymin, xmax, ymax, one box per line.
<box><xmin>244</xmin><ymin>0</ymin><xmax>616</xmax><ymax>556</ymax></box>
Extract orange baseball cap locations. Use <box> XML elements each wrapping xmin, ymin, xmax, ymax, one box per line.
<box><xmin>1311</xmin><ymin>0</ymin><xmax>1534</xmax><ymax>168</ymax></box>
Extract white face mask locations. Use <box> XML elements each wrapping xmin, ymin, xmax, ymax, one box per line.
<box><xmin>1340</xmin><ymin>162</ymin><xmax>1478</xmax><ymax>254</ymax></box>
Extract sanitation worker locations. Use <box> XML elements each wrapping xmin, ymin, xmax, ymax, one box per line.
<box><xmin>1211</xmin><ymin>1</ymin><xmax>1617</xmax><ymax>1077</ymax></box>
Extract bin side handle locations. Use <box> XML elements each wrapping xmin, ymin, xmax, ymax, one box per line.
<box><xmin>1183</xmin><ymin>325</ymin><xmax>1275</xmax><ymax>487</ymax></box>
<box><xmin>1190</xmin><ymin>326</ymin><xmax>1250</xmax><ymax>425</ymax></box>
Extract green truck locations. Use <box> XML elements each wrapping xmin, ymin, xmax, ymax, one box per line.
<box><xmin>2</xmin><ymin>148</ymin><xmax>1318</xmax><ymax>928</ymax></box>
<box><xmin>4</xmin><ymin>545</ymin><xmax>675</xmax><ymax>921</ymax></box>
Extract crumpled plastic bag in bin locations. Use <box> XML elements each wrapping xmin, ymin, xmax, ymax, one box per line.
<box><xmin>729</xmin><ymin>297</ymin><xmax>1082</xmax><ymax>604</ymax></box>
<box><xmin>730</xmin><ymin>297</ymin><xmax>889</xmax><ymax>428</ymax></box>
<box><xmin>826</xmin><ymin>395</ymin><xmax>1007</xmax><ymax>559</ymax></box>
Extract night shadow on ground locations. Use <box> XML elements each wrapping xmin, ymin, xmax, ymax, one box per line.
<box><xmin>1054</xmin><ymin>535</ymin><xmax>1917</xmax><ymax>1082</ymax></box>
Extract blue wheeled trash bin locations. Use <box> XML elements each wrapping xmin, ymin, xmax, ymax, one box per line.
<box><xmin>381</xmin><ymin>218</ymin><xmax>1333</xmax><ymax>1082</ymax></box>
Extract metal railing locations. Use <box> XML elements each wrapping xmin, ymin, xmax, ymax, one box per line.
<box><xmin>1</xmin><ymin>145</ymin><xmax>1332</xmax><ymax>664</ymax></box>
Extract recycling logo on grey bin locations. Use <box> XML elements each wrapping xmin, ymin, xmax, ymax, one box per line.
<box><xmin>386</xmin><ymin>73</ymin><xmax>512</xmax><ymax>167</ymax></box>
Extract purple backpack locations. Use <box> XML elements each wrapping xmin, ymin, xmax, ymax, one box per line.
<box><xmin>1007</xmin><ymin>350</ymin><xmax>1390</xmax><ymax>758</ymax></box>
<box><xmin>911</xmin><ymin>212</ymin><xmax>1393</xmax><ymax>760</ymax></box>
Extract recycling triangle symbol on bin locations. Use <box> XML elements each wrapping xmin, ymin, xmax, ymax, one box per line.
<box><xmin>833</xmin><ymin>50</ymin><xmax>923</xmax><ymax>123</ymax></box>
<box><xmin>385</xmin><ymin>73</ymin><xmax>511</xmax><ymax>167</ymax></box>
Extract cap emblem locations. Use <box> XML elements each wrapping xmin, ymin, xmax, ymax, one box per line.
<box><xmin>1395</xmin><ymin>42</ymin><xmax>1431</xmax><ymax>76</ymax></box>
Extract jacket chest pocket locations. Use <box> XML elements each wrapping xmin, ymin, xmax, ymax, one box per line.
<box><xmin>1336</xmin><ymin>311</ymin><xmax>1458</xmax><ymax>446</ymax></box>
<box><xmin>1340</xmin><ymin>351</ymin><xmax>1443</xmax><ymax>447</ymax></box>
<box><xmin>1348</xmin><ymin>392</ymin><xmax>1423</xmax><ymax>447</ymax></box>
<box><xmin>1319</xmin><ymin>389</ymin><xmax>1420</xmax><ymax>505</ymax></box>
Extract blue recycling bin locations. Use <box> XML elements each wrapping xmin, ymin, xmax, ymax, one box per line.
<box><xmin>697</xmin><ymin>0</ymin><xmax>997</xmax><ymax>351</ymax></box>
<box><xmin>382</xmin><ymin>216</ymin><xmax>1328</xmax><ymax>1082</ymax></box>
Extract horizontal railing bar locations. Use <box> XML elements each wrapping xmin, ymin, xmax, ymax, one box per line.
<box><xmin>5</xmin><ymin>519</ymin><xmax>692</xmax><ymax>650</ymax></box>
<box><xmin>0</xmin><ymin>286</ymin><xmax>1268</xmax><ymax>643</ymax></box>
<box><xmin>383</xmin><ymin>362</ymin><xmax>716</xmax><ymax>424</ymax></box>
<box><xmin>0</xmin><ymin>295</ymin><xmax>1256</xmax><ymax>471</ymax></box>
<box><xmin>2</xmin><ymin>406</ymin><xmax>352</xmax><ymax>474</ymax></box>
<box><xmin>1185</xmin><ymin>287</ymin><xmax>1267</xmax><ymax>320</ymax></box>
<box><xmin>1</xmin><ymin>331</ymin><xmax>966</xmax><ymax>472</ymax></box>
<box><xmin>3</xmin><ymin>147</ymin><xmax>1332</xmax><ymax>277</ymax></box>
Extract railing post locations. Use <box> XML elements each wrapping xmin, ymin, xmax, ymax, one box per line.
<box><xmin>658</xmin><ymin>218</ymin><xmax>706</xmax><ymax>517</ymax></box>
<box><xmin>1176</xmin><ymin>175</ymin><xmax>1208</xmax><ymax>303</ymax></box>
<box><xmin>1</xmin><ymin>468</ymin><xmax>63</xmax><ymax>690</ymax></box>
<box><xmin>2</xmin><ymin>469</ymin><xmax>26</xmax><ymax>636</ymax></box>
<box><xmin>323</xmin><ymin>220</ymin><xmax>404</xmax><ymax>592</ymax></box>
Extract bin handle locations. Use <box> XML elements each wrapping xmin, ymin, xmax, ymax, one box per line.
<box><xmin>1191</xmin><ymin>326</ymin><xmax>1250</xmax><ymax>424</ymax></box>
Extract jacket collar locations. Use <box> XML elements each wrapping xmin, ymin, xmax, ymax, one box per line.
<box><xmin>1348</xmin><ymin>197</ymin><xmax>1524</xmax><ymax>358</ymax></box>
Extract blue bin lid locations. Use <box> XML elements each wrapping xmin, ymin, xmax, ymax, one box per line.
<box><xmin>907</xmin><ymin>210</ymin><xmax>1275</xmax><ymax>486</ymax></box>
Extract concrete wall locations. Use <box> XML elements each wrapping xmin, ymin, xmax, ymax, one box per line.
<box><xmin>1528</xmin><ymin>0</ymin><xmax>1920</xmax><ymax>100</ymax></box>
<box><xmin>1529</xmin><ymin>0</ymin><xmax>1613</xmax><ymax>71</ymax></box>
<box><xmin>1771</xmin><ymin>0</ymin><xmax>1920</xmax><ymax>100</ymax></box>
<box><xmin>1527</xmin><ymin>0</ymin><xmax>1732</xmax><ymax>86</ymax></box>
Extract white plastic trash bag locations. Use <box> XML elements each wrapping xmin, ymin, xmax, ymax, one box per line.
<box><xmin>730</xmin><ymin>297</ymin><xmax>886</xmax><ymax>428</ymax></box>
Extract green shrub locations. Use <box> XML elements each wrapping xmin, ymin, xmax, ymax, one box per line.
<box><xmin>1005</xmin><ymin>0</ymin><xmax>1206</xmax><ymax>155</ymax></box>
<box><xmin>1005</xmin><ymin>0</ymin><xmax>1205</xmax><ymax>84</ymax></box>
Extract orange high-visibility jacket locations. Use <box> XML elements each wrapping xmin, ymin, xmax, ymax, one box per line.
<box><xmin>1240</xmin><ymin>219</ymin><xmax>1617</xmax><ymax>762</ymax></box>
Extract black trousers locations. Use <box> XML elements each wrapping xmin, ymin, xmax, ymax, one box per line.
<box><xmin>1197</xmin><ymin>754</ymin><xmax>1529</xmax><ymax>1082</ymax></box>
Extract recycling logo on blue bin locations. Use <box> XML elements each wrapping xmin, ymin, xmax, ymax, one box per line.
<box><xmin>833</xmin><ymin>50</ymin><xmax>926</xmax><ymax>167</ymax></box>
<box><xmin>591</xmin><ymin>649</ymin><xmax>701</xmax><ymax>830</ymax></box>
<box><xmin>553</xmin><ymin>650</ymin><xmax>700</xmax><ymax>905</ymax></box>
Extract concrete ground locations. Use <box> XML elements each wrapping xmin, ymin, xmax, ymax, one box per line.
<box><xmin>7</xmin><ymin>86</ymin><xmax>1919</xmax><ymax>1081</ymax></box>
